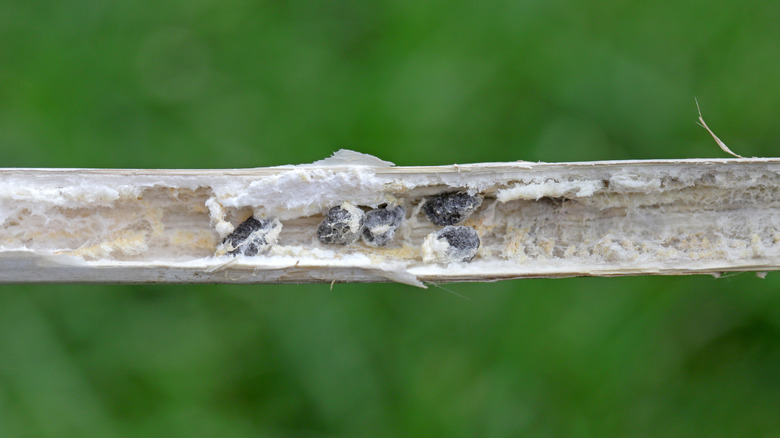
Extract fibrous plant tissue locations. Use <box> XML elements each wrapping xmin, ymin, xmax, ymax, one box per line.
<box><xmin>0</xmin><ymin>150</ymin><xmax>778</xmax><ymax>285</ymax></box>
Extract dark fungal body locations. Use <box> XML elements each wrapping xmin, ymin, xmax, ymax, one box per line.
<box><xmin>438</xmin><ymin>225</ymin><xmax>480</xmax><ymax>261</ymax></box>
<box><xmin>362</xmin><ymin>205</ymin><xmax>405</xmax><ymax>247</ymax></box>
<box><xmin>317</xmin><ymin>203</ymin><xmax>365</xmax><ymax>245</ymax></box>
<box><xmin>423</xmin><ymin>225</ymin><xmax>480</xmax><ymax>263</ymax></box>
<box><xmin>222</xmin><ymin>217</ymin><xmax>281</xmax><ymax>256</ymax></box>
<box><xmin>423</xmin><ymin>192</ymin><xmax>482</xmax><ymax>226</ymax></box>
<box><xmin>219</xmin><ymin>191</ymin><xmax>482</xmax><ymax>260</ymax></box>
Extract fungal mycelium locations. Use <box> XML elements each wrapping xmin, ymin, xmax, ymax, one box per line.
<box><xmin>317</xmin><ymin>202</ymin><xmax>365</xmax><ymax>245</ymax></box>
<box><xmin>423</xmin><ymin>192</ymin><xmax>483</xmax><ymax>226</ymax></box>
<box><xmin>362</xmin><ymin>205</ymin><xmax>405</xmax><ymax>247</ymax></box>
<box><xmin>217</xmin><ymin>216</ymin><xmax>282</xmax><ymax>256</ymax></box>
<box><xmin>421</xmin><ymin>225</ymin><xmax>481</xmax><ymax>263</ymax></box>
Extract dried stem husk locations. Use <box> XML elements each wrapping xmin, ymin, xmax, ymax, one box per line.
<box><xmin>1</xmin><ymin>151</ymin><xmax>778</xmax><ymax>287</ymax></box>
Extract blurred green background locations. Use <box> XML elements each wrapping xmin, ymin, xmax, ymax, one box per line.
<box><xmin>1</xmin><ymin>0</ymin><xmax>779</xmax><ymax>436</ymax></box>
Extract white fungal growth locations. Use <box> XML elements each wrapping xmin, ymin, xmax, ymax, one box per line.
<box><xmin>341</xmin><ymin>202</ymin><xmax>363</xmax><ymax>235</ymax></box>
<box><xmin>215</xmin><ymin>217</ymin><xmax>282</xmax><ymax>257</ymax></box>
<box><xmin>496</xmin><ymin>179</ymin><xmax>603</xmax><ymax>202</ymax></box>
<box><xmin>371</xmin><ymin>224</ymin><xmax>391</xmax><ymax>234</ymax></box>
<box><xmin>421</xmin><ymin>226</ymin><xmax>480</xmax><ymax>264</ymax></box>
<box><xmin>317</xmin><ymin>202</ymin><xmax>365</xmax><ymax>245</ymax></box>
<box><xmin>362</xmin><ymin>205</ymin><xmax>405</xmax><ymax>247</ymax></box>
<box><xmin>421</xmin><ymin>232</ymin><xmax>456</xmax><ymax>263</ymax></box>
<box><xmin>205</xmin><ymin>197</ymin><xmax>234</xmax><ymax>237</ymax></box>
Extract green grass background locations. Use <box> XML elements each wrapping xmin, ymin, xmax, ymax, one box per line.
<box><xmin>1</xmin><ymin>0</ymin><xmax>779</xmax><ymax>436</ymax></box>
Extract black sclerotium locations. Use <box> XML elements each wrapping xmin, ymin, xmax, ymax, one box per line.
<box><xmin>437</xmin><ymin>225</ymin><xmax>480</xmax><ymax>262</ymax></box>
<box><xmin>423</xmin><ymin>192</ymin><xmax>482</xmax><ymax>226</ymax></box>
<box><xmin>362</xmin><ymin>205</ymin><xmax>405</xmax><ymax>247</ymax></box>
<box><xmin>317</xmin><ymin>203</ymin><xmax>365</xmax><ymax>245</ymax></box>
<box><xmin>223</xmin><ymin>217</ymin><xmax>278</xmax><ymax>256</ymax></box>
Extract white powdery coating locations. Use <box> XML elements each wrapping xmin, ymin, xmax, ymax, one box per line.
<box><xmin>269</xmin><ymin>244</ymin><xmax>340</xmax><ymax>259</ymax></box>
<box><xmin>215</xmin><ymin>218</ymin><xmax>282</xmax><ymax>256</ymax></box>
<box><xmin>0</xmin><ymin>183</ymin><xmax>139</xmax><ymax>206</ymax></box>
<box><xmin>421</xmin><ymin>232</ymin><xmax>455</xmax><ymax>264</ymax></box>
<box><xmin>608</xmin><ymin>173</ymin><xmax>662</xmax><ymax>191</ymax></box>
<box><xmin>367</xmin><ymin>224</ymin><xmax>392</xmax><ymax>235</ymax></box>
<box><xmin>496</xmin><ymin>179</ymin><xmax>603</xmax><ymax>202</ymax></box>
<box><xmin>212</xmin><ymin>168</ymin><xmax>386</xmax><ymax>220</ymax></box>
<box><xmin>261</xmin><ymin>218</ymin><xmax>283</xmax><ymax>247</ymax></box>
<box><xmin>205</xmin><ymin>198</ymin><xmax>234</xmax><ymax>237</ymax></box>
<box><xmin>340</xmin><ymin>202</ymin><xmax>364</xmax><ymax>234</ymax></box>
